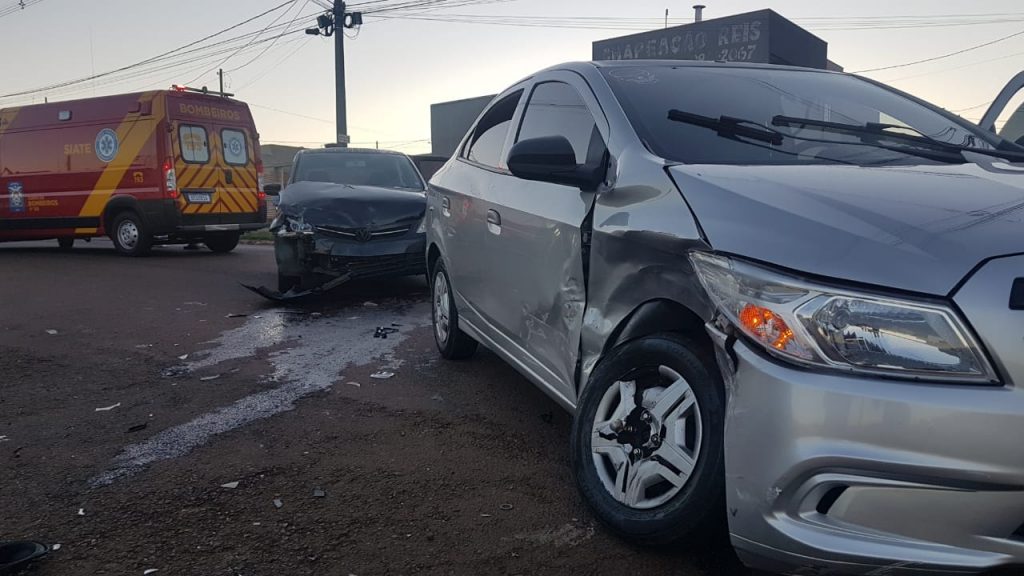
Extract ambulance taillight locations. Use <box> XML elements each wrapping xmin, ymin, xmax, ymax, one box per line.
<box><xmin>256</xmin><ymin>159</ymin><xmax>266</xmax><ymax>200</ymax></box>
<box><xmin>163</xmin><ymin>159</ymin><xmax>179</xmax><ymax>199</ymax></box>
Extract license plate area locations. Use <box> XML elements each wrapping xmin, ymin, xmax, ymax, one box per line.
<box><xmin>185</xmin><ymin>191</ymin><xmax>213</xmax><ymax>204</ymax></box>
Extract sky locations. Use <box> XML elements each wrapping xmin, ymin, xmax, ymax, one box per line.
<box><xmin>1</xmin><ymin>0</ymin><xmax>1023</xmax><ymax>155</ymax></box>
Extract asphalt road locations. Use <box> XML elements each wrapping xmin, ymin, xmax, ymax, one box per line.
<box><xmin>0</xmin><ymin>238</ymin><xmax>751</xmax><ymax>576</ymax></box>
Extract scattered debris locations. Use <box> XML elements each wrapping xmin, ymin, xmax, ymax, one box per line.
<box><xmin>77</xmin><ymin>508</ymin><xmax>85</xmax><ymax>516</ymax></box>
<box><xmin>370</xmin><ymin>371</ymin><xmax>395</xmax><ymax>380</ymax></box>
<box><xmin>273</xmin><ymin>498</ymin><xmax>284</xmax><ymax>509</ymax></box>
<box><xmin>177</xmin><ymin>354</ymin><xmax>189</xmax><ymax>361</ymax></box>
<box><xmin>0</xmin><ymin>436</ymin><xmax>8</xmax><ymax>442</ymax></box>
<box><xmin>161</xmin><ymin>365</ymin><xmax>190</xmax><ymax>378</ymax></box>
<box><xmin>45</xmin><ymin>329</ymin><xmax>58</xmax><ymax>335</ymax></box>
<box><xmin>143</xmin><ymin>569</ymin><xmax>159</xmax><ymax>575</ymax></box>
<box><xmin>310</xmin><ymin>312</ymin><xmax>323</xmax><ymax>318</ymax></box>
<box><xmin>480</xmin><ymin>513</ymin><xmax>492</xmax><ymax>518</ymax></box>
<box><xmin>95</xmin><ymin>402</ymin><xmax>121</xmax><ymax>412</ymax></box>
<box><xmin>221</xmin><ymin>481</ymin><xmax>240</xmax><ymax>490</ymax></box>
<box><xmin>183</xmin><ymin>301</ymin><xmax>207</xmax><ymax>307</ymax></box>
<box><xmin>127</xmin><ymin>423</ymin><xmax>148</xmax><ymax>433</ymax></box>
<box><xmin>225</xmin><ymin>313</ymin><xmax>248</xmax><ymax>319</ymax></box>
<box><xmin>347</xmin><ymin>316</ymin><xmax>360</xmax><ymax>320</ymax></box>
<box><xmin>199</xmin><ymin>374</ymin><xmax>221</xmax><ymax>382</ymax></box>
<box><xmin>312</xmin><ymin>488</ymin><xmax>326</xmax><ymax>498</ymax></box>
<box><xmin>374</xmin><ymin>327</ymin><xmax>399</xmax><ymax>339</ymax></box>
<box><xmin>348</xmin><ymin>382</ymin><xmax>361</xmax><ymax>388</ymax></box>
<box><xmin>363</xmin><ymin>301</ymin><xmax>378</xmax><ymax>308</ymax></box>
<box><xmin>431</xmin><ymin>394</ymin><xmax>444</xmax><ymax>402</ymax></box>
<box><xmin>50</xmin><ymin>544</ymin><xmax>61</xmax><ymax>551</ymax></box>
<box><xmin>134</xmin><ymin>344</ymin><xmax>154</xmax><ymax>349</ymax></box>
<box><xmin>500</xmin><ymin>503</ymin><xmax>514</xmax><ymax>511</ymax></box>
<box><xmin>253</xmin><ymin>315</ymin><xmax>263</xmax><ymax>319</ymax></box>
<box><xmin>241</xmin><ymin>273</ymin><xmax>352</xmax><ymax>302</ymax></box>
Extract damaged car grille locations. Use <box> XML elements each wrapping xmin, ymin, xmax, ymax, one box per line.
<box><xmin>314</xmin><ymin>224</ymin><xmax>412</xmax><ymax>242</ymax></box>
<box><xmin>325</xmin><ymin>253</ymin><xmax>426</xmax><ymax>278</ymax></box>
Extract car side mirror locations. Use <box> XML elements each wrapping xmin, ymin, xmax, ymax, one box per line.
<box><xmin>264</xmin><ymin>183</ymin><xmax>282</xmax><ymax>196</ymax></box>
<box><xmin>507</xmin><ymin>136</ymin><xmax>603</xmax><ymax>191</ymax></box>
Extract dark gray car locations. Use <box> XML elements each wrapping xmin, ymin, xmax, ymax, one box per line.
<box><xmin>266</xmin><ymin>147</ymin><xmax>427</xmax><ymax>293</ymax></box>
<box><xmin>425</xmin><ymin>61</ymin><xmax>1024</xmax><ymax>575</ymax></box>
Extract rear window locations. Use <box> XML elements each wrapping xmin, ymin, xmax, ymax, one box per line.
<box><xmin>221</xmin><ymin>129</ymin><xmax>248</xmax><ymax>165</ymax></box>
<box><xmin>179</xmin><ymin>125</ymin><xmax>209</xmax><ymax>164</ymax></box>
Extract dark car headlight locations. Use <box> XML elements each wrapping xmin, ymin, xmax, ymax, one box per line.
<box><xmin>690</xmin><ymin>252</ymin><xmax>997</xmax><ymax>383</ymax></box>
<box><xmin>271</xmin><ymin>213</ymin><xmax>313</xmax><ymax>238</ymax></box>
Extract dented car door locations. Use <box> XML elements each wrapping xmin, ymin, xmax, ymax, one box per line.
<box><xmin>480</xmin><ymin>74</ymin><xmax>608</xmax><ymax>403</ymax></box>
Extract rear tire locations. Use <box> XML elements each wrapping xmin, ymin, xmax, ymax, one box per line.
<box><xmin>57</xmin><ymin>237</ymin><xmax>74</xmax><ymax>250</ymax></box>
<box><xmin>110</xmin><ymin>211</ymin><xmax>151</xmax><ymax>257</ymax></box>
<box><xmin>205</xmin><ymin>232</ymin><xmax>240</xmax><ymax>253</ymax></box>
<box><xmin>570</xmin><ymin>333</ymin><xmax>725</xmax><ymax>546</ymax></box>
<box><xmin>431</xmin><ymin>260</ymin><xmax>477</xmax><ymax>360</ymax></box>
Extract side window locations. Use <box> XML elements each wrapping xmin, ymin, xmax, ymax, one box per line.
<box><xmin>517</xmin><ymin>82</ymin><xmax>604</xmax><ymax>165</ymax></box>
<box><xmin>464</xmin><ymin>90</ymin><xmax>523</xmax><ymax>169</ymax></box>
<box><xmin>222</xmin><ymin>129</ymin><xmax>248</xmax><ymax>165</ymax></box>
<box><xmin>179</xmin><ymin>125</ymin><xmax>209</xmax><ymax>164</ymax></box>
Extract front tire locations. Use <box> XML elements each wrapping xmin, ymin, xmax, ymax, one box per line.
<box><xmin>110</xmin><ymin>211</ymin><xmax>151</xmax><ymax>257</ymax></box>
<box><xmin>205</xmin><ymin>232</ymin><xmax>240</xmax><ymax>253</ymax></box>
<box><xmin>570</xmin><ymin>334</ymin><xmax>724</xmax><ymax>546</ymax></box>
<box><xmin>57</xmin><ymin>237</ymin><xmax>74</xmax><ymax>250</ymax></box>
<box><xmin>431</xmin><ymin>261</ymin><xmax>477</xmax><ymax>360</ymax></box>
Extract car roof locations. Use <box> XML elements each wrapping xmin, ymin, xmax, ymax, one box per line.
<box><xmin>297</xmin><ymin>147</ymin><xmax>410</xmax><ymax>157</ymax></box>
<box><xmin>542</xmin><ymin>59</ymin><xmax>840</xmax><ymax>76</ymax></box>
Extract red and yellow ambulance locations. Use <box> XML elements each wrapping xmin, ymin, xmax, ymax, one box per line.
<box><xmin>0</xmin><ymin>88</ymin><xmax>267</xmax><ymax>255</ymax></box>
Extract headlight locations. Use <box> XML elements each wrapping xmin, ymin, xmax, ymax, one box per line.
<box><xmin>273</xmin><ymin>214</ymin><xmax>312</xmax><ymax>237</ymax></box>
<box><xmin>416</xmin><ymin>217</ymin><xmax>427</xmax><ymax>234</ymax></box>
<box><xmin>690</xmin><ymin>252</ymin><xmax>996</xmax><ymax>383</ymax></box>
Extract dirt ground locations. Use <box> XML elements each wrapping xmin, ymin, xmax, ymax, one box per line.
<box><xmin>0</xmin><ymin>239</ymin><xmax>753</xmax><ymax>575</ymax></box>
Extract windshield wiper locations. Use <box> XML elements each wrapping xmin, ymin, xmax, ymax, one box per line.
<box><xmin>772</xmin><ymin>115</ymin><xmax>1024</xmax><ymax>163</ymax></box>
<box><xmin>668</xmin><ymin>110</ymin><xmax>782</xmax><ymax>145</ymax></box>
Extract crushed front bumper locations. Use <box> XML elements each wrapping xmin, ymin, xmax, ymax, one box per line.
<box><xmin>711</xmin><ymin>326</ymin><xmax>1024</xmax><ymax>575</ymax></box>
<box><xmin>274</xmin><ymin>231</ymin><xmax>426</xmax><ymax>281</ymax></box>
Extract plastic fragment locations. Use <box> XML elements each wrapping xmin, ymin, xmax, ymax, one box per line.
<box><xmin>225</xmin><ymin>313</ymin><xmax>248</xmax><ymax>318</ymax></box>
<box><xmin>370</xmin><ymin>371</ymin><xmax>395</xmax><ymax>380</ymax></box>
<box><xmin>77</xmin><ymin>508</ymin><xmax>85</xmax><ymax>516</ymax></box>
<box><xmin>144</xmin><ymin>570</ymin><xmax>159</xmax><ymax>575</ymax></box>
<box><xmin>51</xmin><ymin>544</ymin><xmax>61</xmax><ymax>551</ymax></box>
<box><xmin>45</xmin><ymin>329</ymin><xmax>58</xmax><ymax>335</ymax></box>
<box><xmin>177</xmin><ymin>354</ymin><xmax>189</xmax><ymax>361</ymax></box>
<box><xmin>313</xmin><ymin>488</ymin><xmax>326</xmax><ymax>498</ymax></box>
<box><xmin>199</xmin><ymin>375</ymin><xmax>221</xmax><ymax>382</ymax></box>
<box><xmin>348</xmin><ymin>382</ymin><xmax>361</xmax><ymax>387</ymax></box>
<box><xmin>500</xmin><ymin>503</ymin><xmax>514</xmax><ymax>511</ymax></box>
<box><xmin>363</xmin><ymin>301</ymin><xmax>378</xmax><ymax>307</ymax></box>
<box><xmin>273</xmin><ymin>498</ymin><xmax>283</xmax><ymax>509</ymax></box>
<box><xmin>221</xmin><ymin>481</ymin><xmax>240</xmax><ymax>489</ymax></box>
<box><xmin>95</xmin><ymin>402</ymin><xmax>121</xmax><ymax>412</ymax></box>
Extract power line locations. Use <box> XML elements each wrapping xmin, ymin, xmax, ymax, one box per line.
<box><xmin>0</xmin><ymin>0</ymin><xmax>298</xmax><ymax>100</ymax></box>
<box><xmin>852</xmin><ymin>28</ymin><xmax>1024</xmax><ymax>73</ymax></box>
<box><xmin>0</xmin><ymin>0</ymin><xmax>44</xmax><ymax>19</ymax></box>
<box><xmin>227</xmin><ymin>0</ymin><xmax>312</xmax><ymax>74</ymax></box>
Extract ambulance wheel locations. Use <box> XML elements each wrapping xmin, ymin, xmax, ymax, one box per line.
<box><xmin>205</xmin><ymin>232</ymin><xmax>240</xmax><ymax>253</ymax></box>
<box><xmin>57</xmin><ymin>237</ymin><xmax>74</xmax><ymax>250</ymax></box>
<box><xmin>110</xmin><ymin>211</ymin><xmax>152</xmax><ymax>257</ymax></box>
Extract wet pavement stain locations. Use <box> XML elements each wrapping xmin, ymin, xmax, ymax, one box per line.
<box><xmin>92</xmin><ymin>301</ymin><xmax>431</xmax><ymax>486</ymax></box>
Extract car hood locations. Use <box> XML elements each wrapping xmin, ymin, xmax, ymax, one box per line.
<box><xmin>669</xmin><ymin>162</ymin><xmax>1024</xmax><ymax>295</ymax></box>
<box><xmin>278</xmin><ymin>181</ymin><xmax>426</xmax><ymax>228</ymax></box>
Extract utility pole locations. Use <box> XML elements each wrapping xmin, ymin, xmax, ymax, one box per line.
<box><xmin>218</xmin><ymin>68</ymin><xmax>225</xmax><ymax>97</ymax></box>
<box><xmin>334</xmin><ymin>0</ymin><xmax>347</xmax><ymax>146</ymax></box>
<box><xmin>307</xmin><ymin>1</ymin><xmax>361</xmax><ymax>147</ymax></box>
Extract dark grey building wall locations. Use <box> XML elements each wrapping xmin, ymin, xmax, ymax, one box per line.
<box><xmin>592</xmin><ymin>9</ymin><xmax>827</xmax><ymax>70</ymax></box>
<box><xmin>431</xmin><ymin>95</ymin><xmax>495</xmax><ymax>157</ymax></box>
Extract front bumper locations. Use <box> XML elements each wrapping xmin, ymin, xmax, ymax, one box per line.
<box><xmin>714</xmin><ymin>328</ymin><xmax>1024</xmax><ymax>575</ymax></box>
<box><xmin>274</xmin><ymin>231</ymin><xmax>426</xmax><ymax>280</ymax></box>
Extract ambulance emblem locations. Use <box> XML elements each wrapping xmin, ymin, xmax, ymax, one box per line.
<box><xmin>8</xmin><ymin>182</ymin><xmax>24</xmax><ymax>213</ymax></box>
<box><xmin>95</xmin><ymin>128</ymin><xmax>120</xmax><ymax>163</ymax></box>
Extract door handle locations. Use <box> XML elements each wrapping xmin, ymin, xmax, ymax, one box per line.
<box><xmin>224</xmin><ymin>169</ymin><xmax>233</xmax><ymax>185</ymax></box>
<box><xmin>441</xmin><ymin>196</ymin><xmax>451</xmax><ymax>217</ymax></box>
<box><xmin>487</xmin><ymin>209</ymin><xmax>501</xmax><ymax>226</ymax></box>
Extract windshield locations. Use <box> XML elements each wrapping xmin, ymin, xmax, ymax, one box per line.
<box><xmin>293</xmin><ymin>152</ymin><xmax>425</xmax><ymax>190</ymax></box>
<box><xmin>603</xmin><ymin>65</ymin><xmax>1023</xmax><ymax>166</ymax></box>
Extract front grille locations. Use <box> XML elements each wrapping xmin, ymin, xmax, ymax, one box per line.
<box><xmin>329</xmin><ymin>253</ymin><xmax>425</xmax><ymax>278</ymax></box>
<box><xmin>314</xmin><ymin>224</ymin><xmax>411</xmax><ymax>242</ymax></box>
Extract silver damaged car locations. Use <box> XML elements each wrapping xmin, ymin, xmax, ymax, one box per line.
<box><xmin>424</xmin><ymin>61</ymin><xmax>1024</xmax><ymax>575</ymax></box>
